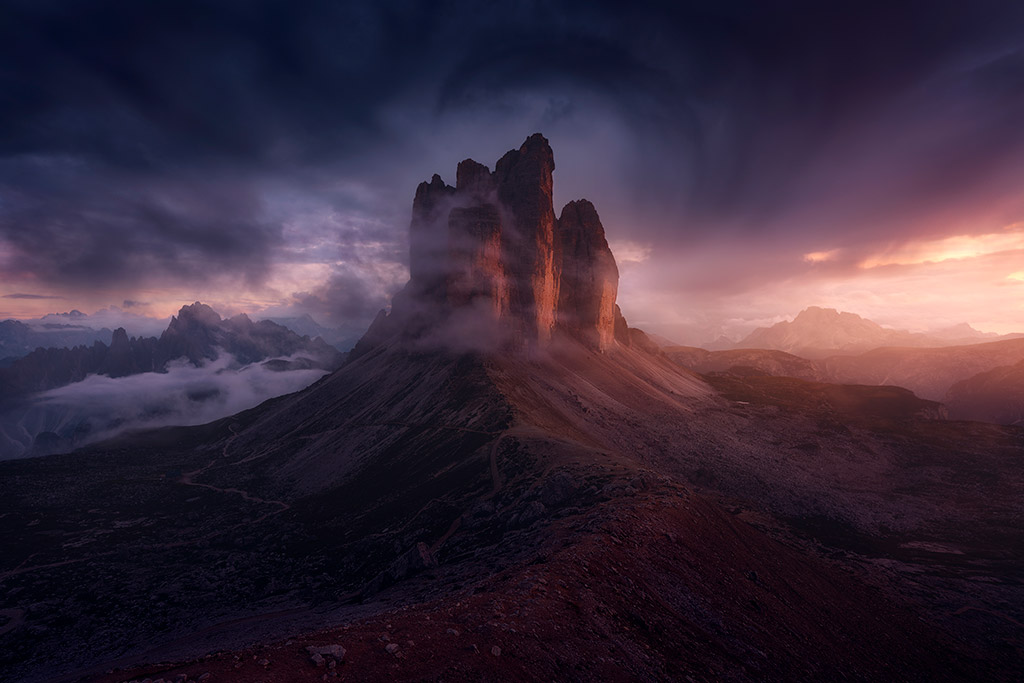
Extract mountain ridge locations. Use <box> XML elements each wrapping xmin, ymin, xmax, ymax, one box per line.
<box><xmin>0</xmin><ymin>302</ymin><xmax>343</xmax><ymax>402</ymax></box>
<box><xmin>667</xmin><ymin>335</ymin><xmax>1024</xmax><ymax>403</ymax></box>
<box><xmin>732</xmin><ymin>306</ymin><xmax>1019</xmax><ymax>357</ymax></box>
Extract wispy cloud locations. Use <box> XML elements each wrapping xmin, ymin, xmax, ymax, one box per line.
<box><xmin>803</xmin><ymin>249</ymin><xmax>841</xmax><ymax>264</ymax></box>
<box><xmin>608</xmin><ymin>240</ymin><xmax>652</xmax><ymax>265</ymax></box>
<box><xmin>2</xmin><ymin>293</ymin><xmax>65</xmax><ymax>300</ymax></box>
<box><xmin>859</xmin><ymin>225</ymin><xmax>1024</xmax><ymax>269</ymax></box>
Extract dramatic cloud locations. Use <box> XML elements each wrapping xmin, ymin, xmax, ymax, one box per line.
<box><xmin>1</xmin><ymin>1</ymin><xmax>1023</xmax><ymax>335</ymax></box>
<box><xmin>2</xmin><ymin>294</ymin><xmax>65</xmax><ymax>300</ymax></box>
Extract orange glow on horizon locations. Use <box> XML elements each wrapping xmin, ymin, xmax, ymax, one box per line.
<box><xmin>859</xmin><ymin>224</ymin><xmax>1024</xmax><ymax>269</ymax></box>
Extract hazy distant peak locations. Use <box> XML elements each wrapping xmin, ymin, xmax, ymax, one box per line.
<box><xmin>225</xmin><ymin>312</ymin><xmax>255</xmax><ymax>328</ymax></box>
<box><xmin>930</xmin><ymin>322</ymin><xmax>994</xmax><ymax>340</ymax></box>
<box><xmin>735</xmin><ymin>305</ymin><xmax>1015</xmax><ymax>357</ymax></box>
<box><xmin>739</xmin><ymin>306</ymin><xmax>907</xmax><ymax>356</ymax></box>
<box><xmin>798</xmin><ymin>305</ymin><xmax>837</xmax><ymax>316</ymax></box>
<box><xmin>110</xmin><ymin>327</ymin><xmax>130</xmax><ymax>347</ymax></box>
<box><xmin>794</xmin><ymin>306</ymin><xmax>881</xmax><ymax>326</ymax></box>
<box><xmin>170</xmin><ymin>302</ymin><xmax>223</xmax><ymax>328</ymax></box>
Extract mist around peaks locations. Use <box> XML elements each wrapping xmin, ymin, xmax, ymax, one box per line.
<box><xmin>351</xmin><ymin>134</ymin><xmax>654</xmax><ymax>358</ymax></box>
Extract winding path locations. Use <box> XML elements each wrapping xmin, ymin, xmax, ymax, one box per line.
<box><xmin>178</xmin><ymin>423</ymin><xmax>290</xmax><ymax>512</ymax></box>
<box><xmin>427</xmin><ymin>425</ymin><xmax>539</xmax><ymax>555</ymax></box>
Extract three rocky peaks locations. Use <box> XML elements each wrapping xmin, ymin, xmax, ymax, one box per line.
<box><xmin>355</xmin><ymin>134</ymin><xmax>647</xmax><ymax>356</ymax></box>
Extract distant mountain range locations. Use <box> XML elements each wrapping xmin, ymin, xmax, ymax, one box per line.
<box><xmin>732</xmin><ymin>306</ymin><xmax>1013</xmax><ymax>357</ymax></box>
<box><xmin>0</xmin><ymin>303</ymin><xmax>346</xmax><ymax>458</ymax></box>
<box><xmin>667</xmin><ymin>335</ymin><xmax>1024</xmax><ymax>425</ymax></box>
<box><xmin>0</xmin><ymin>307</ymin><xmax>359</xmax><ymax>367</ymax></box>
<box><xmin>0</xmin><ymin>302</ymin><xmax>343</xmax><ymax>401</ymax></box>
<box><xmin>0</xmin><ymin>318</ymin><xmax>115</xmax><ymax>364</ymax></box>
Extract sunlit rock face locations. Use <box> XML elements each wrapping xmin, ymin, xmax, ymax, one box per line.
<box><xmin>556</xmin><ymin>199</ymin><xmax>619</xmax><ymax>351</ymax></box>
<box><xmin>447</xmin><ymin>204</ymin><xmax>508</xmax><ymax>317</ymax></box>
<box><xmin>357</xmin><ymin>134</ymin><xmax>629</xmax><ymax>355</ymax></box>
<box><xmin>492</xmin><ymin>133</ymin><xmax>560</xmax><ymax>345</ymax></box>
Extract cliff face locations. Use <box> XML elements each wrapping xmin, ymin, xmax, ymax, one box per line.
<box><xmin>493</xmin><ymin>134</ymin><xmax>560</xmax><ymax>345</ymax></box>
<box><xmin>362</xmin><ymin>134</ymin><xmax>635</xmax><ymax>354</ymax></box>
<box><xmin>556</xmin><ymin>199</ymin><xmax>619</xmax><ymax>350</ymax></box>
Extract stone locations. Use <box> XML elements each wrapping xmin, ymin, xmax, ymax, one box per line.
<box><xmin>539</xmin><ymin>471</ymin><xmax>580</xmax><ymax>507</ymax></box>
<box><xmin>306</xmin><ymin>644</ymin><xmax>346</xmax><ymax>661</ymax></box>
<box><xmin>493</xmin><ymin>133</ymin><xmax>559</xmax><ymax>345</ymax></box>
<box><xmin>556</xmin><ymin>200</ymin><xmax>618</xmax><ymax>350</ymax></box>
<box><xmin>464</xmin><ymin>499</ymin><xmax>496</xmax><ymax>529</ymax></box>
<box><xmin>456</xmin><ymin>159</ymin><xmax>496</xmax><ymax>199</ymax></box>
<box><xmin>517</xmin><ymin>500</ymin><xmax>546</xmax><ymax>527</ymax></box>
<box><xmin>409</xmin><ymin>174</ymin><xmax>456</xmax><ymax>299</ymax></box>
<box><xmin>447</xmin><ymin>204</ymin><xmax>508</xmax><ymax>317</ymax></box>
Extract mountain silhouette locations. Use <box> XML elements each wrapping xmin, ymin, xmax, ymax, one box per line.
<box><xmin>735</xmin><ymin>306</ymin><xmax>1019</xmax><ymax>357</ymax></box>
<box><xmin>0</xmin><ymin>302</ymin><xmax>342</xmax><ymax>402</ymax></box>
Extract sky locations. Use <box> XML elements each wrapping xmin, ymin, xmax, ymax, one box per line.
<box><xmin>2</xmin><ymin>0</ymin><xmax>1024</xmax><ymax>343</ymax></box>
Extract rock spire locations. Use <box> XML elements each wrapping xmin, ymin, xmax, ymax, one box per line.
<box><xmin>354</xmin><ymin>134</ymin><xmax>649</xmax><ymax>356</ymax></box>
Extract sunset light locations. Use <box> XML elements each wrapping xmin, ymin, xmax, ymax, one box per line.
<box><xmin>3</xmin><ymin>4</ymin><xmax>1024</xmax><ymax>682</ymax></box>
<box><xmin>858</xmin><ymin>225</ymin><xmax>1024</xmax><ymax>269</ymax></box>
<box><xmin>803</xmin><ymin>249</ymin><xmax>840</xmax><ymax>263</ymax></box>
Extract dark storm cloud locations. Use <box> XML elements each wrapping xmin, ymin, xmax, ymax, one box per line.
<box><xmin>0</xmin><ymin>157</ymin><xmax>281</xmax><ymax>287</ymax></box>
<box><xmin>426</xmin><ymin>2</ymin><xmax>1024</xmax><ymax>224</ymax></box>
<box><xmin>1</xmin><ymin>0</ymin><xmax>1023</xmax><ymax>313</ymax></box>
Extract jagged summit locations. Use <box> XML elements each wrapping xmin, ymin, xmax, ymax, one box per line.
<box><xmin>355</xmin><ymin>134</ymin><xmax>645</xmax><ymax>357</ymax></box>
<box><xmin>737</xmin><ymin>306</ymin><xmax>913</xmax><ymax>357</ymax></box>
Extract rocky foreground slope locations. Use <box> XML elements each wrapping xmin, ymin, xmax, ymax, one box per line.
<box><xmin>1</xmin><ymin>135</ymin><xmax>1021</xmax><ymax>682</ymax></box>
